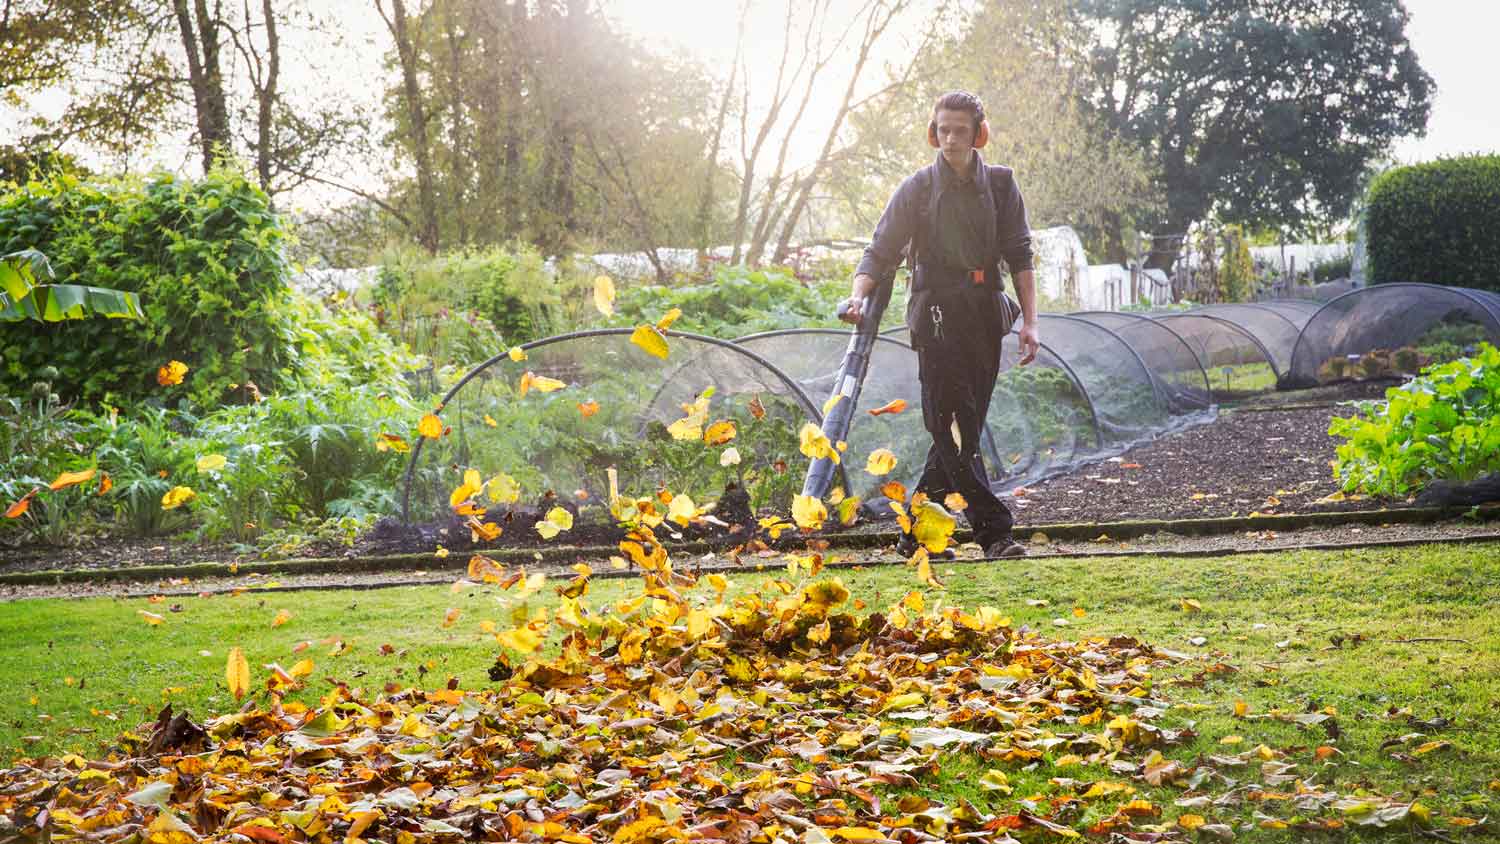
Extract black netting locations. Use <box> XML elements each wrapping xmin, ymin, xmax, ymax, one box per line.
<box><xmin>1069</xmin><ymin>312</ymin><xmax>1211</xmax><ymax>413</ymax></box>
<box><xmin>1150</xmin><ymin>313</ymin><xmax>1280</xmax><ymax>398</ymax></box>
<box><xmin>1192</xmin><ymin>304</ymin><xmax>1305</xmax><ymax>375</ymax></box>
<box><xmin>741</xmin><ymin>329</ymin><xmax>1099</xmax><ymax>499</ymax></box>
<box><xmin>735</xmin><ymin>331</ymin><xmax>927</xmax><ymax>504</ymax></box>
<box><xmin>1283</xmin><ymin>284</ymin><xmax>1500</xmax><ymax>387</ymax></box>
<box><xmin>400</xmin><ymin>329</ymin><xmax>833</xmax><ymax>527</ymax></box>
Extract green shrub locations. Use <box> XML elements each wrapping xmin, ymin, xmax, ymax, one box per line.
<box><xmin>609</xmin><ymin>264</ymin><xmax>857</xmax><ymax>339</ymax></box>
<box><xmin>1366</xmin><ymin>155</ymin><xmax>1500</xmax><ymax>290</ymax></box>
<box><xmin>1329</xmin><ymin>343</ymin><xmax>1500</xmax><ymax>497</ymax></box>
<box><xmin>372</xmin><ymin>244</ymin><xmax>559</xmax><ymax>349</ymax></box>
<box><xmin>0</xmin><ymin>167</ymin><xmax>292</xmax><ymax>405</ymax></box>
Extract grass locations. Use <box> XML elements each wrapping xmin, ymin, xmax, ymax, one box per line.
<box><xmin>2</xmin><ymin>541</ymin><xmax>1497</xmax><ymax>836</ymax></box>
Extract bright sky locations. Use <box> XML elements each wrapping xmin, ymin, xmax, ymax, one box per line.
<box><xmin>606</xmin><ymin>0</ymin><xmax>1499</xmax><ymax>165</ymax></box>
<box><xmin>1389</xmin><ymin>0</ymin><xmax>1500</xmax><ymax>162</ymax></box>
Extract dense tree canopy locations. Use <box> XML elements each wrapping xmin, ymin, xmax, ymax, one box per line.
<box><xmin>1074</xmin><ymin>0</ymin><xmax>1432</xmax><ymax>254</ymax></box>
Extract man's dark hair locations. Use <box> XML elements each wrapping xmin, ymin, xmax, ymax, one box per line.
<box><xmin>932</xmin><ymin>91</ymin><xmax>985</xmax><ymax>130</ymax></box>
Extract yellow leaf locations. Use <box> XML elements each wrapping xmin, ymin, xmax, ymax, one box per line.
<box><xmin>1177</xmin><ymin>814</ymin><xmax>1206</xmax><ymax>831</ymax></box>
<box><xmin>1219</xmin><ymin>735</ymin><xmax>1243</xmax><ymax>745</ymax></box>
<box><xmin>703</xmin><ymin>419</ymin><xmax>737</xmax><ymax>445</ymax></box>
<box><xmin>497</xmin><ymin>626</ymin><xmax>542</xmax><ymax>653</ymax></box>
<box><xmin>417</xmin><ymin>414</ymin><xmax>443</xmax><ymax>439</ymax></box>
<box><xmin>526</xmin><ymin>372</ymin><xmax>566</xmax><ymax>393</ymax></box>
<box><xmin>618</xmin><ymin>627</ymin><xmax>647</xmax><ymax>664</ymax></box>
<box><xmin>450</xmin><ymin>469</ymin><xmax>484</xmax><ymax>508</ymax></box>
<box><xmin>138</xmin><ymin>610</ymin><xmax>164</xmax><ymax>625</ymax></box>
<box><xmin>1234</xmin><ymin>700</ymin><xmax>1248</xmax><ymax>717</ymax></box>
<box><xmin>508</xmin><ymin>346</ymin><xmax>527</xmax><ymax>362</ymax></box>
<box><xmin>375</xmin><ymin>432</ymin><xmax>410</xmax><ymax>452</ymax></box>
<box><xmin>435</xmin><ymin>545</ymin><xmax>449</xmax><ymax>558</ymax></box>
<box><xmin>535</xmin><ymin>506</ymin><xmax>574</xmax><ymax>539</ymax></box>
<box><xmin>719</xmin><ymin>447</ymin><xmax>741</xmax><ymax>466</ymax></box>
<box><xmin>487</xmin><ymin>473</ymin><xmax>521</xmax><ymax>504</ymax></box>
<box><xmin>226</xmin><ymin>647</ymin><xmax>250</xmax><ymax>701</ymax></box>
<box><xmin>1072</xmin><ymin>606</ymin><xmax>1086</xmax><ymax>617</ymax></box>
<box><xmin>836</xmin><ymin>495</ymin><xmax>861</xmax><ymax>526</ymax></box>
<box><xmin>867</xmin><ymin>399</ymin><xmax>907</xmax><ymax>416</ymax></box>
<box><xmin>160</xmin><ymin>485</ymin><xmax>196</xmax><ymax>510</ymax></box>
<box><xmin>48</xmin><ymin>468</ymin><xmax>97</xmax><ymax>490</ymax></box>
<box><xmin>792</xmin><ymin>494</ymin><xmax>827</xmax><ymax>530</ymax></box>
<box><xmin>911</xmin><ymin>499</ymin><xmax>956</xmax><ymax>552</ymax></box>
<box><xmin>915</xmin><ymin>553</ymin><xmax>941</xmax><ymax>588</ymax></box>
<box><xmin>943</xmin><ymin>492</ymin><xmax>967</xmax><ymax>512</ymax></box>
<box><xmin>483</xmin><ymin>414</ymin><xmax>498</xmax><ymax>427</ymax></box>
<box><xmin>577</xmin><ymin>400</ymin><xmax>600</xmax><ymax>418</ymax></box>
<box><xmin>799</xmin><ymin>423</ymin><xmax>839</xmax><ymax>463</ymax></box>
<box><xmin>686</xmin><ymin>607</ymin><xmax>713</xmax><ymax>640</ymax></box>
<box><xmin>807</xmin><ymin>619</ymin><xmax>830</xmax><ymax>644</ymax></box>
<box><xmin>864</xmin><ymin>448</ymin><xmax>897</xmax><ymax>476</ymax></box>
<box><xmin>631</xmin><ymin>324</ymin><xmax>670</xmax><ymax>359</ymax></box>
<box><xmin>656</xmin><ymin>307</ymin><xmax>682</xmax><ymax>331</ymax></box>
<box><xmin>271</xmin><ymin>610</ymin><xmax>291</xmax><ymax>628</ymax></box>
<box><xmin>1181</xmin><ymin>597</ymin><xmax>1203</xmax><ymax>613</ymax></box>
<box><xmin>706</xmin><ymin>573</ymin><xmax>728</xmax><ymax>595</ymax></box>
<box><xmin>881</xmin><ymin>481</ymin><xmax>907</xmax><ymax>501</ymax></box>
<box><xmin>442</xmin><ymin>607</ymin><xmax>461</xmax><ymax>628</ymax></box>
<box><xmin>831</xmin><ymin>827</ymin><xmax>885</xmax><ymax>841</ymax></box>
<box><xmin>289</xmin><ymin>658</ymin><xmax>313</xmax><ymax>678</ymax></box>
<box><xmin>593</xmin><ymin>275</ymin><xmax>616</xmax><ymax>316</ymax></box>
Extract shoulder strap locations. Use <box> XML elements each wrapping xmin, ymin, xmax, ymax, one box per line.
<box><xmin>907</xmin><ymin>166</ymin><xmax>934</xmax><ymax>269</ymax></box>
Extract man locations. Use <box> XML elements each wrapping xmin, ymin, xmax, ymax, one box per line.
<box><xmin>841</xmin><ymin>90</ymin><xmax>1039</xmax><ymax>559</ymax></box>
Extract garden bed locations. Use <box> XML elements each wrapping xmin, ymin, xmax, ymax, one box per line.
<box><xmin>1010</xmin><ymin>381</ymin><xmax>1406</xmax><ymax>523</ymax></box>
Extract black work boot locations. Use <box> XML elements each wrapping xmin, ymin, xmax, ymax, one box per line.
<box><xmin>895</xmin><ymin>532</ymin><xmax>956</xmax><ymax>560</ymax></box>
<box><xmin>983</xmin><ymin>535</ymin><xmax>1026</xmax><ymax>558</ymax></box>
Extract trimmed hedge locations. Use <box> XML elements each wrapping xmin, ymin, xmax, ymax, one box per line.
<box><xmin>0</xmin><ymin>168</ymin><xmax>291</xmax><ymax>406</ymax></box>
<box><xmin>1366</xmin><ymin>155</ymin><xmax>1500</xmax><ymax>291</ymax></box>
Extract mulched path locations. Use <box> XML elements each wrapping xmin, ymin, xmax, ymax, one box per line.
<box><xmin>1008</xmin><ymin>381</ymin><xmax>1403</xmax><ymax>524</ymax></box>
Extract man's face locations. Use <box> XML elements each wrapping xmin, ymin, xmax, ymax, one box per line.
<box><xmin>933</xmin><ymin>108</ymin><xmax>978</xmax><ymax>170</ymax></box>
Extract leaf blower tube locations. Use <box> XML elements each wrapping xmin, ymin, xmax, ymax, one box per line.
<box><xmin>802</xmin><ymin>276</ymin><xmax>894</xmax><ymax>499</ymax></box>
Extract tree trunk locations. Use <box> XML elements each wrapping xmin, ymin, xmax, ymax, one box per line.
<box><xmin>443</xmin><ymin>6</ymin><xmax>470</xmax><ymax>245</ymax></box>
<box><xmin>771</xmin><ymin>0</ymin><xmax>905</xmax><ymax>265</ymax></box>
<box><xmin>254</xmin><ymin>0</ymin><xmax>280</xmax><ymax>195</ymax></box>
<box><xmin>696</xmin><ymin>3</ymin><xmax>747</xmax><ymax>269</ymax></box>
<box><xmin>499</xmin><ymin>0</ymin><xmax>525</xmax><ymax>239</ymax></box>
<box><xmin>379</xmin><ymin>0</ymin><xmax>440</xmax><ymax>254</ymax></box>
<box><xmin>173</xmin><ymin>0</ymin><xmax>231</xmax><ymax>173</ymax></box>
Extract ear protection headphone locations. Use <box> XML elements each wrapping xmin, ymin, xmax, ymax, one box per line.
<box><xmin>927</xmin><ymin>91</ymin><xmax>990</xmax><ymax>149</ymax></box>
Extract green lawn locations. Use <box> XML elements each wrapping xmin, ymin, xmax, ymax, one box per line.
<box><xmin>3</xmin><ymin>542</ymin><xmax>1497</xmax><ymax>836</ymax></box>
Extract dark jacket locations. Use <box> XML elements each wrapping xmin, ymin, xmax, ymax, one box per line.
<box><xmin>855</xmin><ymin>151</ymin><xmax>1033</xmax><ymax>345</ymax></box>
<box><xmin>855</xmin><ymin>150</ymin><xmax>1034</xmax><ymax>285</ymax></box>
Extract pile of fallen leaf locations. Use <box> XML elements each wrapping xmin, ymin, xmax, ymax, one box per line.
<box><xmin>0</xmin><ymin>545</ymin><xmax>1473</xmax><ymax>842</ymax></box>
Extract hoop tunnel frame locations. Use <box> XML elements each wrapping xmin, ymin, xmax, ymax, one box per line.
<box><xmin>735</xmin><ymin>326</ymin><xmax>1106</xmax><ymax>478</ymax></box>
<box><xmin>399</xmin><ymin>328</ymin><xmax>843</xmax><ymax>524</ymax></box>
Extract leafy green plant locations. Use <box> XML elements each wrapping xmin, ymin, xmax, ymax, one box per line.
<box><xmin>608</xmin><ymin>264</ymin><xmax>862</xmax><ymax>339</ymax></box>
<box><xmin>0</xmin><ymin>167</ymin><xmax>291</xmax><ymax>405</ymax></box>
<box><xmin>0</xmin><ymin>248</ymin><xmax>142</xmax><ymax>322</ymax></box>
<box><xmin>1330</xmin><ymin>343</ymin><xmax>1500</xmax><ymax>496</ymax></box>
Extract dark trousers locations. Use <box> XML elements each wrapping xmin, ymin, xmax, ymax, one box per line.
<box><xmin>911</xmin><ymin>291</ymin><xmax>1014</xmax><ymax>546</ymax></box>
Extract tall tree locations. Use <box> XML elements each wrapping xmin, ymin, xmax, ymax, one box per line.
<box><xmin>1</xmin><ymin>0</ymin><xmax>176</xmax><ymax>157</ymax></box>
<box><xmin>1074</xmin><ymin>0</ymin><xmax>1432</xmax><ymax>266</ymax></box>
<box><xmin>377</xmin><ymin>0</ymin><xmax>441</xmax><ymax>253</ymax></box>
<box><xmin>172</xmin><ymin>0</ymin><xmax>232</xmax><ymax>173</ymax></box>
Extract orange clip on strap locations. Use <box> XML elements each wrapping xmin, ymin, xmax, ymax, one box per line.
<box><xmin>970</xmin><ymin>268</ymin><xmax>985</xmax><ymax>285</ymax></box>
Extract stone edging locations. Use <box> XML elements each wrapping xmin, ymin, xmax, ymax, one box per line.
<box><xmin>2</xmin><ymin>503</ymin><xmax>1494</xmax><ymax>587</ymax></box>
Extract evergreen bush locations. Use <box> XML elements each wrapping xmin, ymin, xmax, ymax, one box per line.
<box><xmin>1366</xmin><ymin>155</ymin><xmax>1500</xmax><ymax>290</ymax></box>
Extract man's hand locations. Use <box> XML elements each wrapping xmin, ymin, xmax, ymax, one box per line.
<box><xmin>838</xmin><ymin>296</ymin><xmax>865</xmax><ymax>325</ymax></box>
<box><xmin>1017</xmin><ymin>321</ymin><xmax>1040</xmax><ymax>366</ymax></box>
